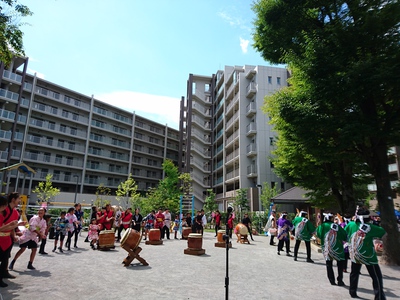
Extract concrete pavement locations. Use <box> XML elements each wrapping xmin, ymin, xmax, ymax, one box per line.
<box><xmin>1</xmin><ymin>231</ymin><xmax>399</xmax><ymax>300</ymax></box>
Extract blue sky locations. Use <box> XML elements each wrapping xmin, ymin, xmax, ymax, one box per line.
<box><xmin>21</xmin><ymin>0</ymin><xmax>270</xmax><ymax>129</ymax></box>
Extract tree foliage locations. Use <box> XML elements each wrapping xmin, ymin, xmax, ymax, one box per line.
<box><xmin>115</xmin><ymin>173</ymin><xmax>140</xmax><ymax>209</ymax></box>
<box><xmin>259</xmin><ymin>183</ymin><xmax>280</xmax><ymax>213</ymax></box>
<box><xmin>252</xmin><ymin>0</ymin><xmax>400</xmax><ymax>264</ymax></box>
<box><xmin>32</xmin><ymin>173</ymin><xmax>60</xmax><ymax>203</ymax></box>
<box><xmin>95</xmin><ymin>183</ymin><xmax>111</xmax><ymax>207</ymax></box>
<box><xmin>0</xmin><ymin>0</ymin><xmax>32</xmax><ymax>66</ymax></box>
<box><xmin>203</xmin><ymin>188</ymin><xmax>217</xmax><ymax>214</ymax></box>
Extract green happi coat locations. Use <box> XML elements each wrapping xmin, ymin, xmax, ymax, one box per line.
<box><xmin>316</xmin><ymin>221</ymin><xmax>347</xmax><ymax>261</ymax></box>
<box><xmin>292</xmin><ymin>216</ymin><xmax>316</xmax><ymax>242</ymax></box>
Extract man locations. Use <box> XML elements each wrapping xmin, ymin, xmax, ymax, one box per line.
<box><xmin>292</xmin><ymin>211</ymin><xmax>316</xmax><ymax>263</ymax></box>
<box><xmin>345</xmin><ymin>208</ymin><xmax>386</xmax><ymax>299</ymax></box>
<box><xmin>0</xmin><ymin>194</ymin><xmax>22</xmax><ymax>287</ymax></box>
<box><xmin>316</xmin><ymin>212</ymin><xmax>347</xmax><ymax>286</ymax></box>
<box><xmin>161</xmin><ymin>208</ymin><xmax>171</xmax><ymax>239</ymax></box>
<box><xmin>9</xmin><ymin>208</ymin><xmax>47</xmax><ymax>271</ymax></box>
<box><xmin>241</xmin><ymin>213</ymin><xmax>254</xmax><ymax>241</ymax></box>
<box><xmin>73</xmin><ymin>203</ymin><xmax>84</xmax><ymax>248</ymax></box>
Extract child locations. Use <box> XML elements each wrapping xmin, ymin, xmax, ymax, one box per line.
<box><xmin>53</xmin><ymin>211</ymin><xmax>68</xmax><ymax>253</ymax></box>
<box><xmin>173</xmin><ymin>215</ymin><xmax>180</xmax><ymax>239</ymax></box>
<box><xmin>88</xmin><ymin>218</ymin><xmax>100</xmax><ymax>250</ymax></box>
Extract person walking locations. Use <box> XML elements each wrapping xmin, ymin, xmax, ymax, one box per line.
<box><xmin>264</xmin><ymin>210</ymin><xmax>277</xmax><ymax>245</ymax></box>
<box><xmin>316</xmin><ymin>212</ymin><xmax>347</xmax><ymax>286</ymax></box>
<box><xmin>276</xmin><ymin>212</ymin><xmax>293</xmax><ymax>256</ymax></box>
<box><xmin>345</xmin><ymin>208</ymin><xmax>387</xmax><ymax>299</ymax></box>
<box><xmin>292</xmin><ymin>211</ymin><xmax>316</xmax><ymax>263</ymax></box>
<box><xmin>73</xmin><ymin>203</ymin><xmax>84</xmax><ymax>248</ymax></box>
<box><xmin>241</xmin><ymin>213</ymin><xmax>254</xmax><ymax>241</ymax></box>
<box><xmin>9</xmin><ymin>208</ymin><xmax>47</xmax><ymax>271</ymax></box>
<box><xmin>52</xmin><ymin>211</ymin><xmax>68</xmax><ymax>253</ymax></box>
<box><xmin>65</xmin><ymin>207</ymin><xmax>78</xmax><ymax>251</ymax></box>
<box><xmin>161</xmin><ymin>208</ymin><xmax>171</xmax><ymax>239</ymax></box>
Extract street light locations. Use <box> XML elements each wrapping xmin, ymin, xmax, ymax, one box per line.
<box><xmin>73</xmin><ymin>175</ymin><xmax>79</xmax><ymax>203</ymax></box>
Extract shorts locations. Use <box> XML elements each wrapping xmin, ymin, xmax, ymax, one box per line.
<box><xmin>145</xmin><ymin>223</ymin><xmax>154</xmax><ymax>230</ymax></box>
<box><xmin>20</xmin><ymin>240</ymin><xmax>38</xmax><ymax>249</ymax></box>
<box><xmin>55</xmin><ymin>232</ymin><xmax>66</xmax><ymax>241</ymax></box>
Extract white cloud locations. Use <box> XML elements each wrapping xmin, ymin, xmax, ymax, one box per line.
<box><xmin>95</xmin><ymin>91</ymin><xmax>180</xmax><ymax>130</ymax></box>
<box><xmin>240</xmin><ymin>37</ymin><xmax>249</xmax><ymax>54</ymax></box>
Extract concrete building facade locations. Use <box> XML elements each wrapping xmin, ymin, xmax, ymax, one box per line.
<box><xmin>0</xmin><ymin>57</ymin><xmax>179</xmax><ymax>204</ymax></box>
<box><xmin>180</xmin><ymin>65</ymin><xmax>290</xmax><ymax>210</ymax></box>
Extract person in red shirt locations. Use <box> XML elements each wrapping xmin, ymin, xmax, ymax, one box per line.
<box><xmin>116</xmin><ymin>207</ymin><xmax>132</xmax><ymax>241</ymax></box>
<box><xmin>0</xmin><ymin>192</ymin><xmax>24</xmax><ymax>287</ymax></box>
<box><xmin>103</xmin><ymin>204</ymin><xmax>114</xmax><ymax>230</ymax></box>
<box><xmin>214</xmin><ymin>210</ymin><xmax>221</xmax><ymax>237</ymax></box>
<box><xmin>96</xmin><ymin>207</ymin><xmax>106</xmax><ymax>231</ymax></box>
<box><xmin>154</xmin><ymin>208</ymin><xmax>165</xmax><ymax>231</ymax></box>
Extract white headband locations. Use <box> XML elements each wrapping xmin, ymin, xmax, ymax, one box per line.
<box><xmin>323</xmin><ymin>213</ymin><xmax>333</xmax><ymax>221</ymax></box>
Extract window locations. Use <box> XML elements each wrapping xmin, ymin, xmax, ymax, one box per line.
<box><xmin>62</xmin><ymin>110</ymin><xmax>69</xmax><ymax>118</ymax></box>
<box><xmin>66</xmin><ymin>156</ymin><xmax>73</xmax><ymax>166</ymax></box>
<box><xmin>55</xmin><ymin>155</ymin><xmax>62</xmax><ymax>164</ymax></box>
<box><xmin>57</xmin><ymin>139</ymin><xmax>65</xmax><ymax>148</ymax></box>
<box><xmin>134</xmin><ymin>132</ymin><xmax>143</xmax><ymax>139</ymax></box>
<box><xmin>72</xmin><ymin>113</ymin><xmax>79</xmax><ymax>121</ymax></box>
<box><xmin>43</xmin><ymin>152</ymin><xmax>51</xmax><ymax>162</ymax></box>
<box><xmin>268</xmin><ymin>76</ymin><xmax>272</xmax><ymax>84</ymax></box>
<box><xmin>70</xmin><ymin>127</ymin><xmax>77</xmax><ymax>135</ymax></box>
<box><xmin>277</xmin><ymin>77</ymin><xmax>281</xmax><ymax>85</ymax></box>
<box><xmin>51</xmin><ymin>106</ymin><xmax>58</xmax><ymax>114</ymax></box>
<box><xmin>46</xmin><ymin>137</ymin><xmax>53</xmax><ymax>146</ymax></box>
<box><xmin>48</xmin><ymin>121</ymin><xmax>55</xmax><ymax>130</ymax></box>
<box><xmin>269</xmin><ymin>137</ymin><xmax>274</xmax><ymax>146</ymax></box>
<box><xmin>68</xmin><ymin>142</ymin><xmax>75</xmax><ymax>151</ymax></box>
<box><xmin>60</xmin><ymin>124</ymin><xmax>67</xmax><ymax>133</ymax></box>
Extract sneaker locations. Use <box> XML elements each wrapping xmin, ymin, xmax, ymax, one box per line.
<box><xmin>40</xmin><ymin>252</ymin><xmax>48</xmax><ymax>255</ymax></box>
<box><xmin>286</xmin><ymin>253</ymin><xmax>292</xmax><ymax>257</ymax></box>
<box><xmin>294</xmin><ymin>256</ymin><xmax>297</xmax><ymax>261</ymax></box>
<box><xmin>27</xmin><ymin>263</ymin><xmax>35</xmax><ymax>270</ymax></box>
<box><xmin>349</xmin><ymin>292</ymin><xmax>358</xmax><ymax>298</ymax></box>
<box><xmin>338</xmin><ymin>281</ymin><xmax>346</xmax><ymax>286</ymax></box>
<box><xmin>277</xmin><ymin>251</ymin><xmax>280</xmax><ymax>255</ymax></box>
<box><xmin>52</xmin><ymin>248</ymin><xmax>56</xmax><ymax>252</ymax></box>
<box><xmin>306</xmin><ymin>258</ymin><xmax>314</xmax><ymax>263</ymax></box>
<box><xmin>58</xmin><ymin>247</ymin><xmax>63</xmax><ymax>253</ymax></box>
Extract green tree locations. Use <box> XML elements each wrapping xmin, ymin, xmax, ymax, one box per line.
<box><xmin>95</xmin><ymin>183</ymin><xmax>111</xmax><ymax>207</ymax></box>
<box><xmin>115</xmin><ymin>173</ymin><xmax>140</xmax><ymax>209</ymax></box>
<box><xmin>259</xmin><ymin>183</ymin><xmax>280</xmax><ymax>214</ymax></box>
<box><xmin>203</xmin><ymin>188</ymin><xmax>217</xmax><ymax>215</ymax></box>
<box><xmin>32</xmin><ymin>173</ymin><xmax>60</xmax><ymax>203</ymax></box>
<box><xmin>234</xmin><ymin>188</ymin><xmax>249</xmax><ymax>221</ymax></box>
<box><xmin>252</xmin><ymin>0</ymin><xmax>400</xmax><ymax>264</ymax></box>
<box><xmin>0</xmin><ymin>0</ymin><xmax>32</xmax><ymax>66</ymax></box>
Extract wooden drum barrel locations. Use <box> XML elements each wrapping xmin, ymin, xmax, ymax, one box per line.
<box><xmin>99</xmin><ymin>230</ymin><xmax>115</xmax><ymax>248</ymax></box>
<box><xmin>148</xmin><ymin>228</ymin><xmax>161</xmax><ymax>241</ymax></box>
<box><xmin>217</xmin><ymin>230</ymin><xmax>225</xmax><ymax>243</ymax></box>
<box><xmin>235</xmin><ymin>223</ymin><xmax>248</xmax><ymax>236</ymax></box>
<box><xmin>182</xmin><ymin>227</ymin><xmax>192</xmax><ymax>239</ymax></box>
<box><xmin>121</xmin><ymin>228</ymin><xmax>142</xmax><ymax>251</ymax></box>
<box><xmin>187</xmin><ymin>233</ymin><xmax>203</xmax><ymax>250</ymax></box>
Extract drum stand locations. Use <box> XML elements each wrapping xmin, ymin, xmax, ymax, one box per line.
<box><xmin>121</xmin><ymin>245</ymin><xmax>149</xmax><ymax>266</ymax></box>
<box><xmin>236</xmin><ymin>234</ymin><xmax>250</xmax><ymax>244</ymax></box>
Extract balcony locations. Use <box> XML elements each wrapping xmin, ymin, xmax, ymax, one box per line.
<box><xmin>246</xmin><ymin>144</ymin><xmax>257</xmax><ymax>157</ymax></box>
<box><xmin>246</xmin><ymin>82</ymin><xmax>257</xmax><ymax>98</ymax></box>
<box><xmin>247</xmin><ymin>165</ymin><xmax>257</xmax><ymax>177</ymax></box>
<box><xmin>246</xmin><ymin>102</ymin><xmax>257</xmax><ymax>117</ymax></box>
<box><xmin>246</xmin><ymin>123</ymin><xmax>257</xmax><ymax>136</ymax></box>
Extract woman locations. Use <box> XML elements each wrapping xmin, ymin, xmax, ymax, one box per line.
<box><xmin>131</xmin><ymin>208</ymin><xmax>143</xmax><ymax>233</ymax></box>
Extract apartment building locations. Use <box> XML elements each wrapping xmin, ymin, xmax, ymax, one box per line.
<box><xmin>0</xmin><ymin>57</ymin><xmax>179</xmax><ymax>204</ymax></box>
<box><xmin>180</xmin><ymin>65</ymin><xmax>290</xmax><ymax>210</ymax></box>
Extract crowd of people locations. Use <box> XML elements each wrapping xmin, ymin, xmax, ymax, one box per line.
<box><xmin>0</xmin><ymin>192</ymin><xmax>392</xmax><ymax>298</ymax></box>
<box><xmin>264</xmin><ymin>207</ymin><xmax>387</xmax><ymax>299</ymax></box>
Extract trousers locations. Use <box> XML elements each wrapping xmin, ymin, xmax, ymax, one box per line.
<box><xmin>350</xmin><ymin>262</ymin><xmax>386</xmax><ymax>300</ymax></box>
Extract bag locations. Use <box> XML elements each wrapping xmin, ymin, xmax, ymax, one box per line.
<box><xmin>268</xmin><ymin>228</ymin><xmax>277</xmax><ymax>236</ymax></box>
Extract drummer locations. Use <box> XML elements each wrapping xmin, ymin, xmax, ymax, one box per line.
<box><xmin>143</xmin><ymin>210</ymin><xmax>155</xmax><ymax>241</ymax></box>
<box><xmin>241</xmin><ymin>213</ymin><xmax>254</xmax><ymax>241</ymax></box>
<box><xmin>116</xmin><ymin>208</ymin><xmax>132</xmax><ymax>242</ymax></box>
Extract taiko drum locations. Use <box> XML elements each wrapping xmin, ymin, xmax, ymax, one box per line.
<box><xmin>148</xmin><ymin>228</ymin><xmax>161</xmax><ymax>241</ymax></box>
<box><xmin>182</xmin><ymin>227</ymin><xmax>192</xmax><ymax>239</ymax></box>
<box><xmin>217</xmin><ymin>230</ymin><xmax>225</xmax><ymax>243</ymax></box>
<box><xmin>121</xmin><ymin>228</ymin><xmax>141</xmax><ymax>251</ymax></box>
<box><xmin>235</xmin><ymin>223</ymin><xmax>248</xmax><ymax>236</ymax></box>
<box><xmin>187</xmin><ymin>233</ymin><xmax>203</xmax><ymax>250</ymax></box>
<box><xmin>99</xmin><ymin>230</ymin><xmax>115</xmax><ymax>247</ymax></box>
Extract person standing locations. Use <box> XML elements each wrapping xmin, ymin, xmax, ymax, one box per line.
<box><xmin>276</xmin><ymin>212</ymin><xmax>293</xmax><ymax>256</ymax></box>
<box><xmin>316</xmin><ymin>212</ymin><xmax>347</xmax><ymax>286</ymax></box>
<box><xmin>117</xmin><ymin>207</ymin><xmax>132</xmax><ymax>241</ymax></box>
<box><xmin>214</xmin><ymin>210</ymin><xmax>221</xmax><ymax>237</ymax></box>
<box><xmin>102</xmin><ymin>204</ymin><xmax>114</xmax><ymax>231</ymax></box>
<box><xmin>345</xmin><ymin>208</ymin><xmax>387</xmax><ymax>299</ymax></box>
<box><xmin>161</xmin><ymin>208</ymin><xmax>171</xmax><ymax>239</ymax></box>
<box><xmin>264</xmin><ymin>210</ymin><xmax>277</xmax><ymax>245</ymax></box>
<box><xmin>131</xmin><ymin>208</ymin><xmax>142</xmax><ymax>233</ymax></box>
<box><xmin>154</xmin><ymin>208</ymin><xmax>165</xmax><ymax>237</ymax></box>
<box><xmin>143</xmin><ymin>210</ymin><xmax>155</xmax><ymax>240</ymax></box>
<box><xmin>226</xmin><ymin>207</ymin><xmax>234</xmax><ymax>239</ymax></box>
<box><xmin>65</xmin><ymin>207</ymin><xmax>78</xmax><ymax>251</ymax></box>
<box><xmin>0</xmin><ymin>194</ymin><xmax>22</xmax><ymax>287</ymax></box>
<box><xmin>39</xmin><ymin>213</ymin><xmax>52</xmax><ymax>255</ymax></box>
<box><xmin>52</xmin><ymin>211</ymin><xmax>68</xmax><ymax>253</ymax></box>
<box><xmin>292</xmin><ymin>211</ymin><xmax>316</xmax><ymax>263</ymax></box>
<box><xmin>9</xmin><ymin>208</ymin><xmax>47</xmax><ymax>271</ymax></box>
<box><xmin>241</xmin><ymin>213</ymin><xmax>254</xmax><ymax>241</ymax></box>
<box><xmin>73</xmin><ymin>203</ymin><xmax>84</xmax><ymax>248</ymax></box>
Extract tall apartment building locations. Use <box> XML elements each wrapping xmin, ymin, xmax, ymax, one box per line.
<box><xmin>180</xmin><ymin>65</ymin><xmax>290</xmax><ymax>210</ymax></box>
<box><xmin>0</xmin><ymin>57</ymin><xmax>179</xmax><ymax>203</ymax></box>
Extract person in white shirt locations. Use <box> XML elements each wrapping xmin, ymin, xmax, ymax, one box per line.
<box><xmin>201</xmin><ymin>209</ymin><xmax>207</xmax><ymax>235</ymax></box>
<box><xmin>162</xmin><ymin>208</ymin><xmax>171</xmax><ymax>239</ymax></box>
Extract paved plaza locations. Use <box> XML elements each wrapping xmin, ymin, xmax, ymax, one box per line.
<box><xmin>1</xmin><ymin>231</ymin><xmax>399</xmax><ymax>300</ymax></box>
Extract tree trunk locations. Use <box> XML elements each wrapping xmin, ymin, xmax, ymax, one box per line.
<box><xmin>367</xmin><ymin>144</ymin><xmax>400</xmax><ymax>265</ymax></box>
